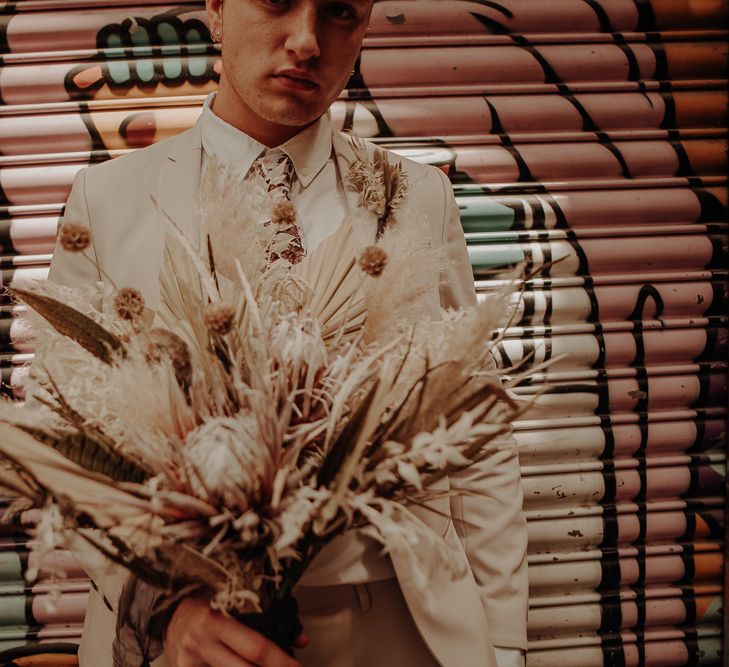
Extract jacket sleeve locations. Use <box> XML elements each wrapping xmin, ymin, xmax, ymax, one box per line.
<box><xmin>24</xmin><ymin>167</ymin><xmax>130</xmax><ymax>620</ymax></box>
<box><xmin>434</xmin><ymin>167</ymin><xmax>529</xmax><ymax>651</ymax></box>
<box><xmin>24</xmin><ymin>167</ymin><xmax>100</xmax><ymax>408</ymax></box>
<box><xmin>46</xmin><ymin>168</ymin><xmax>101</xmax><ymax>291</ymax></box>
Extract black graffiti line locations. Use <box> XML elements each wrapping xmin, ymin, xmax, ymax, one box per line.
<box><xmin>696</xmin><ymin>509</ymin><xmax>723</xmax><ymax>537</ymax></box>
<box><xmin>473</xmin><ymin>22</ymin><xmax>649</xmax><ymax>183</ymax></box>
<box><xmin>634</xmin><ymin>558</ymin><xmax>647</xmax><ymax>667</ymax></box>
<box><xmin>683</xmin><ymin>629</ymin><xmax>700</xmax><ymax>664</ymax></box>
<box><xmin>658</xmin><ymin>91</ymin><xmax>677</xmax><ymax>129</ymax></box>
<box><xmin>610</xmin><ymin>32</ymin><xmax>655</xmax><ymax>117</ymax></box>
<box><xmin>633</xmin><ymin>0</ymin><xmax>657</xmax><ymax>32</ymax></box>
<box><xmin>581</xmin><ymin>0</ymin><xmax>615</xmax><ymax>32</ymax></box>
<box><xmin>78</xmin><ymin>102</ymin><xmax>110</xmax><ymax>155</ymax></box>
<box><xmin>565</xmin><ymin>233</ymin><xmax>590</xmax><ymax>276</ymax></box>
<box><xmin>466</xmin><ymin>0</ymin><xmax>514</xmax><ymax>33</ymax></box>
<box><xmin>483</xmin><ymin>98</ymin><xmax>536</xmax><ymax>182</ymax></box>
<box><xmin>522</xmin><ymin>338</ymin><xmax>552</xmax><ymax>365</ymax></box>
<box><xmin>490</xmin><ymin>183</ymin><xmax>550</xmax><ymax>195</ymax></box>
<box><xmin>540</xmin><ymin>239</ymin><xmax>553</xmax><ymax>278</ymax></box>
<box><xmin>521</xmin><ymin>242</ymin><xmax>534</xmax><ymax>274</ymax></box>
<box><xmin>342</xmin><ymin>99</ymin><xmax>393</xmax><ymax>137</ymax></box>
<box><xmin>470</xmin><ymin>0</ymin><xmax>513</xmax><ymax>18</ymax></box>
<box><xmin>647</xmin><ymin>42</ymin><xmax>670</xmax><ymax>80</ymax></box>
<box><xmin>597</xmin><ymin>547</ymin><xmax>620</xmax><ymax>589</ymax></box>
<box><xmin>668</xmin><ymin>133</ymin><xmax>695</xmax><ymax>177</ymax></box>
<box><xmin>611</xmin><ymin>35</ymin><xmax>641</xmax><ymax>82</ymax></box>
<box><xmin>496</xmin><ymin>194</ymin><xmax>566</xmax><ymax>229</ymax></box>
<box><xmin>526</xmin><ymin>198</ymin><xmax>545</xmax><ymax>229</ymax></box>
<box><xmin>468</xmin><ymin>12</ymin><xmax>509</xmax><ymax>35</ymax></box>
<box><xmin>543</xmin><ymin>289</ymin><xmax>553</xmax><ymax>325</ymax></box>
<box><xmin>0</xmin><ymin>17</ymin><xmax>9</xmax><ymax>64</ymax></box>
<box><xmin>493</xmin><ymin>341</ymin><xmax>514</xmax><ymax>368</ymax></box>
<box><xmin>345</xmin><ymin>55</ymin><xmax>394</xmax><ymax>137</ymax></box>
<box><xmin>628</xmin><ymin>284</ymin><xmax>666</xmax><ymax>322</ymax></box>
<box><xmin>539</xmin><ymin>193</ymin><xmax>569</xmax><ymax>229</ymax></box>
<box><xmin>519</xmin><ymin>291</ymin><xmax>535</xmax><ymax>325</ymax></box>
<box><xmin>595</xmin><ymin>132</ymin><xmax>633</xmax><ymax>178</ymax></box>
<box><xmin>694</xmin><ymin>188</ymin><xmax>727</xmax><ymax>222</ymax></box>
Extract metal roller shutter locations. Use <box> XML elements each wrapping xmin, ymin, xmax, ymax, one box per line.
<box><xmin>0</xmin><ymin>0</ymin><xmax>726</xmax><ymax>663</ymax></box>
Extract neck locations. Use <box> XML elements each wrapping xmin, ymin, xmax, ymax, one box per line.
<box><xmin>212</xmin><ymin>86</ymin><xmax>313</xmax><ymax>148</ymax></box>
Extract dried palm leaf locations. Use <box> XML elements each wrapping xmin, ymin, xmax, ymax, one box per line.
<box><xmin>290</xmin><ymin>221</ymin><xmax>366</xmax><ymax>340</ymax></box>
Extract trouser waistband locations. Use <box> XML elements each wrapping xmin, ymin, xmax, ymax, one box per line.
<box><xmin>295</xmin><ymin>577</ymin><xmax>398</xmax><ymax>614</ymax></box>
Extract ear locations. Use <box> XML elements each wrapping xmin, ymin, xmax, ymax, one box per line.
<box><xmin>206</xmin><ymin>0</ymin><xmax>224</xmax><ymax>35</ymax></box>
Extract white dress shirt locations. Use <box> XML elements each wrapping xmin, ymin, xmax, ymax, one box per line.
<box><xmin>200</xmin><ymin>92</ymin><xmax>347</xmax><ymax>254</ymax></box>
<box><xmin>198</xmin><ymin>91</ymin><xmax>525</xmax><ymax>667</ymax></box>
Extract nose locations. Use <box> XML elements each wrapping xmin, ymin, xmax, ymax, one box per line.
<box><xmin>284</xmin><ymin>6</ymin><xmax>321</xmax><ymax>62</ymax></box>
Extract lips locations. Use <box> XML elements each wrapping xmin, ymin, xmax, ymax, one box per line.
<box><xmin>273</xmin><ymin>69</ymin><xmax>318</xmax><ymax>91</ymax></box>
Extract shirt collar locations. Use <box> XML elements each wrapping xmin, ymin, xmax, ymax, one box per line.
<box><xmin>200</xmin><ymin>92</ymin><xmax>332</xmax><ymax>187</ymax></box>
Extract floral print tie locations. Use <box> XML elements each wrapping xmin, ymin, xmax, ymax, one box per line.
<box><xmin>252</xmin><ymin>150</ymin><xmax>306</xmax><ymax>265</ymax></box>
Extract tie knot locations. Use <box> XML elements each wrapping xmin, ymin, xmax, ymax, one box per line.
<box><xmin>253</xmin><ymin>150</ymin><xmax>295</xmax><ymax>198</ymax></box>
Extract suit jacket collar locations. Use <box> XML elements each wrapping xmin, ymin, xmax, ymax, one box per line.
<box><xmin>199</xmin><ymin>93</ymin><xmax>333</xmax><ymax>188</ymax></box>
<box><xmin>157</xmin><ymin>119</ymin><xmax>371</xmax><ymax>253</ymax></box>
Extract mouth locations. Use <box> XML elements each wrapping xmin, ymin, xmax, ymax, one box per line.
<box><xmin>272</xmin><ymin>70</ymin><xmax>319</xmax><ymax>91</ymax></box>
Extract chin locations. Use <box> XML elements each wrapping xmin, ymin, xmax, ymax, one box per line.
<box><xmin>252</xmin><ymin>93</ymin><xmax>327</xmax><ymax>128</ymax></box>
<box><xmin>265</xmin><ymin>106</ymin><xmax>323</xmax><ymax>127</ymax></box>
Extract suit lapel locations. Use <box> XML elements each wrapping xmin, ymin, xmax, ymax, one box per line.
<box><xmin>331</xmin><ymin>128</ymin><xmax>359</xmax><ymax>218</ymax></box>
<box><xmin>332</xmin><ymin>129</ymin><xmax>495</xmax><ymax>666</ymax></box>
<box><xmin>156</xmin><ymin>119</ymin><xmax>204</xmax><ymax>252</ymax></box>
<box><xmin>331</xmin><ymin>128</ymin><xmax>380</xmax><ymax>251</ymax></box>
<box><xmin>390</xmin><ymin>521</ymin><xmax>498</xmax><ymax>667</ymax></box>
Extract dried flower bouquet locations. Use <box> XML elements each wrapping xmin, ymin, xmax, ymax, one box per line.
<box><xmin>0</xmin><ymin>146</ymin><xmax>528</xmax><ymax>653</ymax></box>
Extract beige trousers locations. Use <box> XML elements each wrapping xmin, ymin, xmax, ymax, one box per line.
<box><xmin>295</xmin><ymin>578</ymin><xmax>440</xmax><ymax>667</ymax></box>
<box><xmin>148</xmin><ymin>578</ymin><xmax>440</xmax><ymax>667</ymax></box>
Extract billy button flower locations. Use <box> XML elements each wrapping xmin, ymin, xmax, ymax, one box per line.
<box><xmin>358</xmin><ymin>245</ymin><xmax>388</xmax><ymax>277</ymax></box>
<box><xmin>204</xmin><ymin>302</ymin><xmax>236</xmax><ymax>336</ymax></box>
<box><xmin>272</xmin><ymin>201</ymin><xmax>297</xmax><ymax>227</ymax></box>
<box><xmin>58</xmin><ymin>223</ymin><xmax>91</xmax><ymax>253</ymax></box>
<box><xmin>114</xmin><ymin>288</ymin><xmax>145</xmax><ymax>322</ymax></box>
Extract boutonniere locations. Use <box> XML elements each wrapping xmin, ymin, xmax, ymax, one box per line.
<box><xmin>343</xmin><ymin>136</ymin><xmax>409</xmax><ymax>240</ymax></box>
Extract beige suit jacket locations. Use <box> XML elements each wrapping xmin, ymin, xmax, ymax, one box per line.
<box><xmin>44</xmin><ymin>117</ymin><xmax>529</xmax><ymax>667</ymax></box>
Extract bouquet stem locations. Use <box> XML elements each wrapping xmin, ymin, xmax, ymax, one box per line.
<box><xmin>234</xmin><ymin>593</ymin><xmax>303</xmax><ymax>656</ymax></box>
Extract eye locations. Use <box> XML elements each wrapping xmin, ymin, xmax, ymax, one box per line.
<box><xmin>324</xmin><ymin>3</ymin><xmax>357</xmax><ymax>21</ymax></box>
<box><xmin>264</xmin><ymin>0</ymin><xmax>291</xmax><ymax>9</ymax></box>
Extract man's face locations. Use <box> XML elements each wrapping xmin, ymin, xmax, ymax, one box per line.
<box><xmin>208</xmin><ymin>0</ymin><xmax>372</xmax><ymax>132</ymax></box>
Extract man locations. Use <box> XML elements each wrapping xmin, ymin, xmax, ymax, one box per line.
<box><xmin>43</xmin><ymin>0</ymin><xmax>529</xmax><ymax>664</ymax></box>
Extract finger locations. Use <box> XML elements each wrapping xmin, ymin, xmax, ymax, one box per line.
<box><xmin>200</xmin><ymin>640</ymin><xmax>256</xmax><ymax>667</ymax></box>
<box><xmin>218</xmin><ymin>620</ymin><xmax>301</xmax><ymax>667</ymax></box>
<box><xmin>173</xmin><ymin>655</ymin><xmax>207</xmax><ymax>667</ymax></box>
